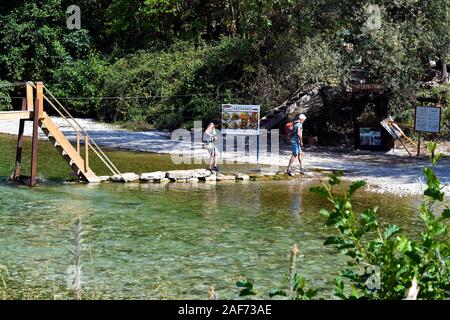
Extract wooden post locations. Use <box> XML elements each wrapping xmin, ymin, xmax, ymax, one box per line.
<box><xmin>398</xmin><ymin>138</ymin><xmax>413</xmax><ymax>158</ymax></box>
<box><xmin>417</xmin><ymin>132</ymin><xmax>421</xmax><ymax>157</ymax></box>
<box><xmin>84</xmin><ymin>136</ymin><xmax>89</xmax><ymax>173</ymax></box>
<box><xmin>11</xmin><ymin>99</ymin><xmax>28</xmax><ymax>180</ymax></box>
<box><xmin>77</xmin><ymin>134</ymin><xmax>80</xmax><ymax>154</ymax></box>
<box><xmin>35</xmin><ymin>82</ymin><xmax>44</xmax><ymax>119</ymax></box>
<box><xmin>26</xmin><ymin>82</ymin><xmax>34</xmax><ymax>111</ymax></box>
<box><xmin>30</xmin><ymin>98</ymin><xmax>40</xmax><ymax>187</ymax></box>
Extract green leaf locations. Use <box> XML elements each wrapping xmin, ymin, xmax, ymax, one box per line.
<box><xmin>324</xmin><ymin>236</ymin><xmax>344</xmax><ymax>246</ymax></box>
<box><xmin>424</xmin><ymin>188</ymin><xmax>444</xmax><ymax>202</ymax></box>
<box><xmin>268</xmin><ymin>289</ymin><xmax>287</xmax><ymax>298</ymax></box>
<box><xmin>426</xmin><ymin>142</ymin><xmax>437</xmax><ymax>155</ymax></box>
<box><xmin>310</xmin><ymin>186</ymin><xmax>329</xmax><ymax>199</ymax></box>
<box><xmin>441</xmin><ymin>208</ymin><xmax>450</xmax><ymax>220</ymax></box>
<box><xmin>348</xmin><ymin>180</ymin><xmax>366</xmax><ymax>196</ymax></box>
<box><xmin>361</xmin><ymin>208</ymin><xmax>377</xmax><ymax>230</ymax></box>
<box><xmin>404</xmin><ymin>251</ymin><xmax>421</xmax><ymax>265</ymax></box>
<box><xmin>236</xmin><ymin>279</ymin><xmax>253</xmax><ymax>289</ymax></box>
<box><xmin>293</xmin><ymin>274</ymin><xmax>306</xmax><ymax>291</ymax></box>
<box><xmin>432</xmin><ymin>153</ymin><xmax>443</xmax><ymax>166</ymax></box>
<box><xmin>383</xmin><ymin>224</ymin><xmax>400</xmax><ymax>239</ymax></box>
<box><xmin>328</xmin><ymin>174</ymin><xmax>342</xmax><ymax>186</ymax></box>
<box><xmin>350</xmin><ymin>286</ymin><xmax>360</xmax><ymax>299</ymax></box>
<box><xmin>239</xmin><ymin>288</ymin><xmax>257</xmax><ymax>297</ymax></box>
<box><xmin>305</xmin><ymin>289</ymin><xmax>318</xmax><ymax>299</ymax></box>
<box><xmin>319</xmin><ymin>208</ymin><xmax>330</xmax><ymax>218</ymax></box>
<box><xmin>397</xmin><ymin>235</ymin><xmax>412</xmax><ymax>253</ymax></box>
<box><xmin>334</xmin><ymin>277</ymin><xmax>346</xmax><ymax>299</ymax></box>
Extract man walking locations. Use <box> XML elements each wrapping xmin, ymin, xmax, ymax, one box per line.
<box><xmin>286</xmin><ymin>114</ymin><xmax>306</xmax><ymax>175</ymax></box>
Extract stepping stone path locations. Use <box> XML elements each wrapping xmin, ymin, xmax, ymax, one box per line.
<box><xmin>103</xmin><ymin>169</ymin><xmax>319</xmax><ymax>184</ymax></box>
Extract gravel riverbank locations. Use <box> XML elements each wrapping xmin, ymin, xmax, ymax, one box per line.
<box><xmin>0</xmin><ymin>117</ymin><xmax>448</xmax><ymax>196</ymax></box>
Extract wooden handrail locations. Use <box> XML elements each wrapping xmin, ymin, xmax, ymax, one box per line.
<box><xmin>27</xmin><ymin>82</ymin><xmax>121</xmax><ymax>176</ymax></box>
<box><xmin>42</xmin><ymin>85</ymin><xmax>121</xmax><ymax>176</ymax></box>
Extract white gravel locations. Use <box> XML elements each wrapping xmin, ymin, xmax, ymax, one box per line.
<box><xmin>0</xmin><ymin>116</ymin><xmax>448</xmax><ymax>197</ymax></box>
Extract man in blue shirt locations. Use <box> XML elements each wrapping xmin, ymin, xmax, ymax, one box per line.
<box><xmin>287</xmin><ymin>114</ymin><xmax>306</xmax><ymax>175</ymax></box>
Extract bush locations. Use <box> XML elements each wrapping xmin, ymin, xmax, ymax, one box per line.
<box><xmin>310</xmin><ymin>142</ymin><xmax>450</xmax><ymax>299</ymax></box>
<box><xmin>50</xmin><ymin>53</ymin><xmax>107</xmax><ymax>117</ymax></box>
<box><xmin>0</xmin><ymin>81</ymin><xmax>13</xmax><ymax>111</ymax></box>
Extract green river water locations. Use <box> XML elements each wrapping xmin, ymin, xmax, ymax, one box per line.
<box><xmin>0</xmin><ymin>133</ymin><xmax>423</xmax><ymax>299</ymax></box>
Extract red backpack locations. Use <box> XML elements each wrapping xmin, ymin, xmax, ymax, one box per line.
<box><xmin>284</xmin><ymin>122</ymin><xmax>294</xmax><ymax>139</ymax></box>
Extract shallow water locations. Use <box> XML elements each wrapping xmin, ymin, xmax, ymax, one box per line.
<box><xmin>0</xmin><ymin>134</ymin><xmax>423</xmax><ymax>299</ymax></box>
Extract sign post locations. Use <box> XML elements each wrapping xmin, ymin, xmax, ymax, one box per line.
<box><xmin>414</xmin><ymin>106</ymin><xmax>441</xmax><ymax>156</ymax></box>
<box><xmin>221</xmin><ymin>104</ymin><xmax>260</xmax><ymax>164</ymax></box>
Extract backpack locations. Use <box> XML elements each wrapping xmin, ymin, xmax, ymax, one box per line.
<box><xmin>284</xmin><ymin>121</ymin><xmax>294</xmax><ymax>139</ymax></box>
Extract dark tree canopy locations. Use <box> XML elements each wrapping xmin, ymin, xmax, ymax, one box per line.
<box><xmin>0</xmin><ymin>0</ymin><xmax>449</xmax><ymax>130</ymax></box>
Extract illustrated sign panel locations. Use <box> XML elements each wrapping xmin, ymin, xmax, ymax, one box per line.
<box><xmin>360</xmin><ymin>128</ymin><xmax>382</xmax><ymax>146</ymax></box>
<box><xmin>221</xmin><ymin>104</ymin><xmax>260</xmax><ymax>135</ymax></box>
<box><xmin>415</xmin><ymin>106</ymin><xmax>441</xmax><ymax>133</ymax></box>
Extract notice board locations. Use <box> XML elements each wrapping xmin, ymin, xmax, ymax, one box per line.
<box><xmin>415</xmin><ymin>106</ymin><xmax>441</xmax><ymax>133</ymax></box>
<box><xmin>221</xmin><ymin>104</ymin><xmax>260</xmax><ymax>135</ymax></box>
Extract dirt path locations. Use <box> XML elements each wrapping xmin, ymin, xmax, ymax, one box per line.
<box><xmin>0</xmin><ymin>117</ymin><xmax>448</xmax><ymax>196</ymax></box>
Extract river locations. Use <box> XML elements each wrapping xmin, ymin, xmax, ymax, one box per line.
<box><xmin>0</xmin><ymin>134</ymin><xmax>423</xmax><ymax>299</ymax></box>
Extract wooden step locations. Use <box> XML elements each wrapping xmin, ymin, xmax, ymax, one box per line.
<box><xmin>0</xmin><ymin>111</ymin><xmax>33</xmax><ymax>121</ymax></box>
<box><xmin>39</xmin><ymin>112</ymin><xmax>100</xmax><ymax>183</ymax></box>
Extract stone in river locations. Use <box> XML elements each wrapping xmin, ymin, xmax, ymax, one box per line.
<box><xmin>98</xmin><ymin>176</ymin><xmax>110</xmax><ymax>182</ymax></box>
<box><xmin>140</xmin><ymin>171</ymin><xmax>167</xmax><ymax>181</ymax></box>
<box><xmin>216</xmin><ymin>174</ymin><xmax>235</xmax><ymax>181</ymax></box>
<box><xmin>193</xmin><ymin>169</ymin><xmax>212</xmax><ymax>178</ymax></box>
<box><xmin>110</xmin><ymin>172</ymin><xmax>140</xmax><ymax>182</ymax></box>
<box><xmin>235</xmin><ymin>173</ymin><xmax>250</xmax><ymax>181</ymax></box>
<box><xmin>167</xmin><ymin>170</ymin><xmax>195</xmax><ymax>180</ymax></box>
<box><xmin>202</xmin><ymin>173</ymin><xmax>217</xmax><ymax>181</ymax></box>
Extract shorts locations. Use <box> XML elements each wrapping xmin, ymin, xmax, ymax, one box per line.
<box><xmin>291</xmin><ymin>141</ymin><xmax>302</xmax><ymax>156</ymax></box>
<box><xmin>206</xmin><ymin>142</ymin><xmax>219</xmax><ymax>156</ymax></box>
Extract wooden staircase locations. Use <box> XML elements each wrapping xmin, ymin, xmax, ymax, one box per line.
<box><xmin>39</xmin><ymin>112</ymin><xmax>100</xmax><ymax>183</ymax></box>
<box><xmin>3</xmin><ymin>81</ymin><xmax>121</xmax><ymax>186</ymax></box>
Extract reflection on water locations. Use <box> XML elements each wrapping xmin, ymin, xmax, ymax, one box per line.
<box><xmin>0</xmin><ymin>133</ymin><xmax>424</xmax><ymax>299</ymax></box>
<box><xmin>0</xmin><ymin>179</ymin><xmax>421</xmax><ymax>299</ymax></box>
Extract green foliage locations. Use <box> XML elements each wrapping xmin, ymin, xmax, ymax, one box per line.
<box><xmin>50</xmin><ymin>53</ymin><xmax>107</xmax><ymax>117</ymax></box>
<box><xmin>292</xmin><ymin>35</ymin><xmax>349</xmax><ymax>87</ymax></box>
<box><xmin>236</xmin><ymin>245</ymin><xmax>317</xmax><ymax>300</ymax></box>
<box><xmin>310</xmin><ymin>142</ymin><xmax>450</xmax><ymax>299</ymax></box>
<box><xmin>0</xmin><ymin>81</ymin><xmax>13</xmax><ymax>111</ymax></box>
<box><xmin>49</xmin><ymin>38</ymin><xmax>256</xmax><ymax>128</ymax></box>
<box><xmin>0</xmin><ymin>0</ymin><xmax>70</xmax><ymax>81</ymax></box>
<box><xmin>1</xmin><ymin>0</ymin><xmax>450</xmax><ymax>130</ymax></box>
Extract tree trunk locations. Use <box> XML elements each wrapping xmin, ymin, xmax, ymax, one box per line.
<box><xmin>443</xmin><ymin>61</ymin><xmax>449</xmax><ymax>84</ymax></box>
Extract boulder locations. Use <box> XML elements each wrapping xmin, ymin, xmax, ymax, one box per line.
<box><xmin>167</xmin><ymin>170</ymin><xmax>195</xmax><ymax>180</ymax></box>
<box><xmin>235</xmin><ymin>173</ymin><xmax>250</xmax><ymax>181</ymax></box>
<box><xmin>216</xmin><ymin>174</ymin><xmax>236</xmax><ymax>181</ymax></box>
<box><xmin>193</xmin><ymin>169</ymin><xmax>212</xmax><ymax>178</ymax></box>
<box><xmin>140</xmin><ymin>171</ymin><xmax>167</xmax><ymax>181</ymax></box>
<box><xmin>203</xmin><ymin>173</ymin><xmax>217</xmax><ymax>181</ymax></box>
<box><xmin>110</xmin><ymin>172</ymin><xmax>140</xmax><ymax>182</ymax></box>
<box><xmin>98</xmin><ymin>176</ymin><xmax>110</xmax><ymax>182</ymax></box>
